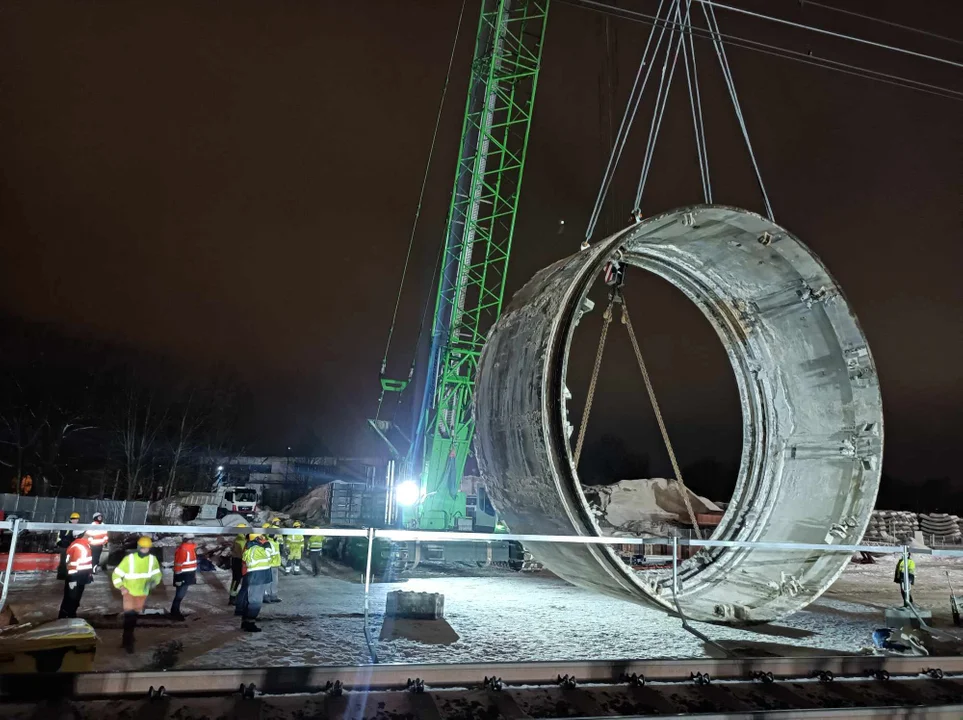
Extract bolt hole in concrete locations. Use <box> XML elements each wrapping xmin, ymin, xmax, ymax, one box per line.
<box><xmin>474</xmin><ymin>206</ymin><xmax>883</xmax><ymax>624</ymax></box>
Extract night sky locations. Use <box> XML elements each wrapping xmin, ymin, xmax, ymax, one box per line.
<box><xmin>1</xmin><ymin>1</ymin><xmax>960</xmax><ymax>488</ymax></box>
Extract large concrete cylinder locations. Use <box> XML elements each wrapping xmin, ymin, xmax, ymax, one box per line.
<box><xmin>474</xmin><ymin>206</ymin><xmax>882</xmax><ymax>623</ymax></box>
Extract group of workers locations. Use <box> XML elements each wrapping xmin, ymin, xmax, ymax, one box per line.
<box><xmin>55</xmin><ymin>512</ymin><xmax>325</xmax><ymax>649</ymax></box>
<box><xmin>229</xmin><ymin>518</ymin><xmax>326</xmax><ymax>632</ymax></box>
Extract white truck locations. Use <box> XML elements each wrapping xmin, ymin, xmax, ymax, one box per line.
<box><xmin>215</xmin><ymin>486</ymin><xmax>259</xmax><ymax>520</ymax></box>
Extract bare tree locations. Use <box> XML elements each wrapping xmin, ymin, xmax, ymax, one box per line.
<box><xmin>117</xmin><ymin>386</ymin><xmax>165</xmax><ymax>500</ymax></box>
<box><xmin>161</xmin><ymin>392</ymin><xmax>205</xmax><ymax>498</ymax></box>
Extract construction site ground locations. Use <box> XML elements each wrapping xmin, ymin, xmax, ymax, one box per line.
<box><xmin>6</xmin><ymin>553</ymin><xmax>963</xmax><ymax>672</ymax></box>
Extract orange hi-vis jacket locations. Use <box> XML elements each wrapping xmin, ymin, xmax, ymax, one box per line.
<box><xmin>65</xmin><ymin>537</ymin><xmax>93</xmax><ymax>578</ymax></box>
<box><xmin>86</xmin><ymin>520</ymin><xmax>109</xmax><ymax>548</ymax></box>
<box><xmin>174</xmin><ymin>542</ymin><xmax>198</xmax><ymax>574</ymax></box>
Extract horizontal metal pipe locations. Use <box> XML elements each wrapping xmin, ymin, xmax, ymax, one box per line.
<box><xmin>5</xmin><ymin>521</ymin><xmax>960</xmax><ymax>557</ymax></box>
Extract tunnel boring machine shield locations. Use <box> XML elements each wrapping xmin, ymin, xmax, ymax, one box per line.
<box><xmin>474</xmin><ymin>206</ymin><xmax>883</xmax><ymax>623</ymax></box>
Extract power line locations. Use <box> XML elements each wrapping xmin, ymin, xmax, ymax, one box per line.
<box><xmin>793</xmin><ymin>0</ymin><xmax>963</xmax><ymax>46</ymax></box>
<box><xmin>559</xmin><ymin>0</ymin><xmax>963</xmax><ymax>102</ymax></box>
<box><xmin>699</xmin><ymin>0</ymin><xmax>963</xmax><ymax>69</ymax></box>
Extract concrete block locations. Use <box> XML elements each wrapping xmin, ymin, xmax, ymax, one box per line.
<box><xmin>884</xmin><ymin>605</ymin><xmax>933</xmax><ymax>629</ymax></box>
<box><xmin>385</xmin><ymin>590</ymin><xmax>444</xmax><ymax>620</ymax></box>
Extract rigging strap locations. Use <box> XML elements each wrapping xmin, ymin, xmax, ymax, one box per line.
<box><xmin>620</xmin><ymin>297</ymin><xmax>703</xmax><ymax>539</ymax></box>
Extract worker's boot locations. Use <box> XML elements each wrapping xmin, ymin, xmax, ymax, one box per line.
<box><xmin>121</xmin><ymin>612</ymin><xmax>137</xmax><ymax>654</ymax></box>
<box><xmin>241</xmin><ymin>620</ymin><xmax>262</xmax><ymax>633</ymax></box>
<box><xmin>170</xmin><ymin>600</ymin><xmax>185</xmax><ymax>621</ymax></box>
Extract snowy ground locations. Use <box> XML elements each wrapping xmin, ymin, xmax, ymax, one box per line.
<box><xmin>5</xmin><ymin>554</ymin><xmax>963</xmax><ymax>671</ymax></box>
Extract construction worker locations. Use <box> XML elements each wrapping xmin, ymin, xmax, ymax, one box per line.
<box><xmin>56</xmin><ymin>512</ymin><xmax>82</xmax><ymax>580</ymax></box>
<box><xmin>283</xmin><ymin>521</ymin><xmax>305</xmax><ymax>575</ymax></box>
<box><xmin>307</xmin><ymin>527</ymin><xmax>325</xmax><ymax>576</ymax></box>
<box><xmin>58</xmin><ymin>530</ymin><xmax>93</xmax><ymax>618</ymax></box>
<box><xmin>228</xmin><ymin>522</ymin><xmax>248</xmax><ymax>605</ymax></box>
<box><xmin>87</xmin><ymin>512</ymin><xmax>109</xmax><ymax>574</ymax></box>
<box><xmin>57</xmin><ymin>512</ymin><xmax>81</xmax><ymax>547</ymax></box>
<box><xmin>235</xmin><ymin>530</ymin><xmax>272</xmax><ymax>632</ymax></box>
<box><xmin>112</xmin><ymin>536</ymin><xmax>162</xmax><ymax>653</ymax></box>
<box><xmin>895</xmin><ymin>552</ymin><xmax>917</xmax><ymax>606</ymax></box>
<box><xmin>170</xmin><ymin>534</ymin><xmax>197</xmax><ymax>621</ymax></box>
<box><xmin>263</xmin><ymin>521</ymin><xmax>282</xmax><ymax>603</ymax></box>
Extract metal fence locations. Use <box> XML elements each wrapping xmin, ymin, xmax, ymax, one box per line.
<box><xmin>0</xmin><ymin>495</ymin><xmax>148</xmax><ymax>524</ymax></box>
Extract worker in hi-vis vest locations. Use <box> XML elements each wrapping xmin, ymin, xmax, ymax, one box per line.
<box><xmin>58</xmin><ymin>531</ymin><xmax>93</xmax><ymax>618</ymax></box>
<box><xmin>894</xmin><ymin>553</ymin><xmax>917</xmax><ymax>606</ymax></box>
<box><xmin>170</xmin><ymin>534</ymin><xmax>198</xmax><ymax>621</ymax></box>
<box><xmin>235</xmin><ymin>531</ymin><xmax>272</xmax><ymax>632</ymax></box>
<box><xmin>112</xmin><ymin>536</ymin><xmax>162</xmax><ymax>653</ymax></box>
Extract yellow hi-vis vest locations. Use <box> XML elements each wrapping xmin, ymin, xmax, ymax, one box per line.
<box><xmin>112</xmin><ymin>552</ymin><xmax>161</xmax><ymax>596</ymax></box>
<box><xmin>267</xmin><ymin>536</ymin><xmax>282</xmax><ymax>567</ymax></box>
<box><xmin>232</xmin><ymin>535</ymin><xmax>247</xmax><ymax>559</ymax></box>
<box><xmin>307</xmin><ymin>533</ymin><xmax>325</xmax><ymax>551</ymax></box>
<box><xmin>896</xmin><ymin>557</ymin><xmax>916</xmax><ymax>575</ymax></box>
<box><xmin>243</xmin><ymin>542</ymin><xmax>272</xmax><ymax>573</ymax></box>
<box><xmin>284</xmin><ymin>533</ymin><xmax>305</xmax><ymax>560</ymax></box>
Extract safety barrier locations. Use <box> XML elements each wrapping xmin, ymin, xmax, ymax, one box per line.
<box><xmin>2</xmin><ymin>519</ymin><xmax>961</xmax><ymax>663</ymax></box>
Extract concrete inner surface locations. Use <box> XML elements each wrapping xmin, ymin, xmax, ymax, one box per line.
<box><xmin>475</xmin><ymin>205</ymin><xmax>883</xmax><ymax>623</ymax></box>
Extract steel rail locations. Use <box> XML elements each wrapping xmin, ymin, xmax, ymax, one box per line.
<box><xmin>1</xmin><ymin>655</ymin><xmax>958</xmax><ymax>699</ymax></box>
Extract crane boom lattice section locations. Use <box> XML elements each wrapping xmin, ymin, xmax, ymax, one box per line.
<box><xmin>419</xmin><ymin>0</ymin><xmax>549</xmax><ymax>530</ymax></box>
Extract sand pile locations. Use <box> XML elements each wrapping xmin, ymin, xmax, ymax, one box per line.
<box><xmin>584</xmin><ymin>478</ymin><xmax>721</xmax><ymax>536</ymax></box>
<box><xmin>283</xmin><ymin>485</ymin><xmax>333</xmax><ymax>523</ymax></box>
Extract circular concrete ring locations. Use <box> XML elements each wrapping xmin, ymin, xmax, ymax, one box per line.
<box><xmin>475</xmin><ymin>206</ymin><xmax>883</xmax><ymax>623</ymax></box>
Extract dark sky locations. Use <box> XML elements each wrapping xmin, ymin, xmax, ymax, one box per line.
<box><xmin>1</xmin><ymin>1</ymin><xmax>960</xmax><ymax>486</ymax></box>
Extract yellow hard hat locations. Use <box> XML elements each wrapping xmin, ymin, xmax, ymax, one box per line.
<box><xmin>248</xmin><ymin>532</ymin><xmax>261</xmax><ymax>541</ymax></box>
<box><xmin>137</xmin><ymin>536</ymin><xmax>152</xmax><ymax>549</ymax></box>
<box><xmin>271</xmin><ymin>517</ymin><xmax>281</xmax><ymax>524</ymax></box>
<box><xmin>293</xmin><ymin>521</ymin><xmax>302</xmax><ymax>528</ymax></box>
<box><xmin>262</xmin><ymin>522</ymin><xmax>272</xmax><ymax>529</ymax></box>
<box><xmin>237</xmin><ymin>522</ymin><xmax>248</xmax><ymax>528</ymax></box>
<box><xmin>69</xmin><ymin>512</ymin><xmax>81</xmax><ymax>520</ymax></box>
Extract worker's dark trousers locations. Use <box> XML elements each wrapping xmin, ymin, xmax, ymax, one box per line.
<box><xmin>122</xmin><ymin>612</ymin><xmax>138</xmax><ymax>649</ymax></box>
<box><xmin>229</xmin><ymin>557</ymin><xmax>243</xmax><ymax>603</ymax></box>
<box><xmin>901</xmin><ymin>585</ymin><xmax>915</xmax><ymax>606</ymax></box>
<box><xmin>58</xmin><ymin>581</ymin><xmax>85</xmax><ymax>618</ymax></box>
<box><xmin>91</xmin><ymin>545</ymin><xmax>103</xmax><ymax>573</ymax></box>
<box><xmin>235</xmin><ymin>578</ymin><xmax>265</xmax><ymax>621</ymax></box>
<box><xmin>171</xmin><ymin>583</ymin><xmax>190</xmax><ymax>615</ymax></box>
<box><xmin>309</xmin><ymin>550</ymin><xmax>322</xmax><ymax>576</ymax></box>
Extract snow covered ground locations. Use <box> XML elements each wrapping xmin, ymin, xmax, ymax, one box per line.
<box><xmin>5</xmin><ymin>553</ymin><xmax>963</xmax><ymax>671</ymax></box>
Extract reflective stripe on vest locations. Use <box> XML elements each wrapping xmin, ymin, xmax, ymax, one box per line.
<box><xmin>174</xmin><ymin>548</ymin><xmax>197</xmax><ymax>573</ymax></box>
<box><xmin>113</xmin><ymin>554</ymin><xmax>160</xmax><ymax>580</ymax></box>
<box><xmin>87</xmin><ymin>524</ymin><xmax>108</xmax><ymax>546</ymax></box>
<box><xmin>67</xmin><ymin>541</ymin><xmax>92</xmax><ymax>574</ymax></box>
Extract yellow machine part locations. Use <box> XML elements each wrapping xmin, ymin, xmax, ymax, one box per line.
<box><xmin>0</xmin><ymin>618</ymin><xmax>97</xmax><ymax>673</ymax></box>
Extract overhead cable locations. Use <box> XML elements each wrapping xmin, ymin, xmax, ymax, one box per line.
<box><xmin>559</xmin><ymin>0</ymin><xmax>963</xmax><ymax>102</ymax></box>
<box><xmin>584</xmin><ymin>0</ymin><xmax>673</xmax><ymax>242</ymax></box>
<box><xmin>698</xmin><ymin>0</ymin><xmax>963</xmax><ymax>69</ymax></box>
<box><xmin>792</xmin><ymin>0</ymin><xmax>963</xmax><ymax>46</ymax></box>
<box><xmin>635</xmin><ymin>0</ymin><xmax>688</xmax><ymax>212</ymax></box>
<box><xmin>701</xmin><ymin>0</ymin><xmax>774</xmax><ymax>220</ymax></box>
<box><xmin>682</xmin><ymin>0</ymin><xmax>711</xmax><ymax>202</ymax></box>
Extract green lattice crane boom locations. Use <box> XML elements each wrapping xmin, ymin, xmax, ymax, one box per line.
<box><xmin>403</xmin><ymin>0</ymin><xmax>550</xmax><ymax>530</ymax></box>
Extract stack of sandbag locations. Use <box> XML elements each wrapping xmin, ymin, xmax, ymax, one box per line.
<box><xmin>862</xmin><ymin>510</ymin><xmax>918</xmax><ymax>544</ymax></box>
<box><xmin>918</xmin><ymin>513</ymin><xmax>962</xmax><ymax>544</ymax></box>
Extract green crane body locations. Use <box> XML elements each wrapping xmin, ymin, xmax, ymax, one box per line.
<box><xmin>407</xmin><ymin>0</ymin><xmax>550</xmax><ymax>530</ymax></box>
